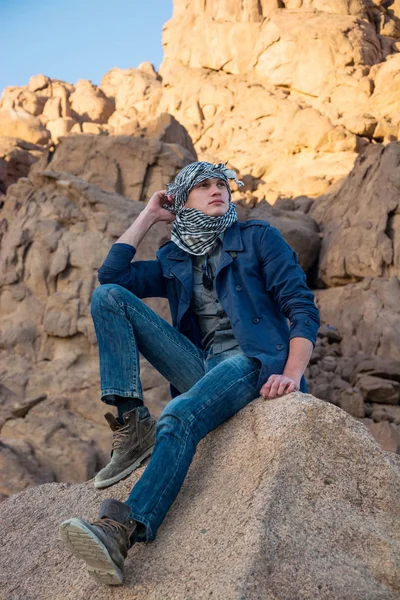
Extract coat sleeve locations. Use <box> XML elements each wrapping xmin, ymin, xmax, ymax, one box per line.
<box><xmin>259</xmin><ymin>225</ymin><xmax>320</xmax><ymax>346</ymax></box>
<box><xmin>97</xmin><ymin>243</ymin><xmax>167</xmax><ymax>299</ymax></box>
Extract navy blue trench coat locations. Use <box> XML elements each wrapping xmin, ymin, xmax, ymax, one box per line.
<box><xmin>98</xmin><ymin>219</ymin><xmax>320</xmax><ymax>395</ymax></box>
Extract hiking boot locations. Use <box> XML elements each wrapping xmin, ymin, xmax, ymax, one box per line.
<box><xmin>94</xmin><ymin>406</ymin><xmax>156</xmax><ymax>489</ymax></box>
<box><xmin>60</xmin><ymin>499</ymin><xmax>136</xmax><ymax>586</ymax></box>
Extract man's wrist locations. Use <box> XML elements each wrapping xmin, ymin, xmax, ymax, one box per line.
<box><xmin>282</xmin><ymin>369</ymin><xmax>302</xmax><ymax>384</ymax></box>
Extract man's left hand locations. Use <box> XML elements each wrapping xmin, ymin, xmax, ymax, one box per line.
<box><xmin>260</xmin><ymin>374</ymin><xmax>300</xmax><ymax>400</ymax></box>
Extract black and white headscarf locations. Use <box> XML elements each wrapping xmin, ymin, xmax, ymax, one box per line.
<box><xmin>164</xmin><ymin>161</ymin><xmax>243</xmax><ymax>256</ymax></box>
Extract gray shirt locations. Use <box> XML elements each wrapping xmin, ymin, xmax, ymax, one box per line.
<box><xmin>191</xmin><ymin>236</ymin><xmax>240</xmax><ymax>355</ymax></box>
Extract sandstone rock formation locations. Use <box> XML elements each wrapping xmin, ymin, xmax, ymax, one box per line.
<box><xmin>310</xmin><ymin>142</ymin><xmax>400</xmax><ymax>286</ymax></box>
<box><xmin>0</xmin><ymin>136</ymin><xmax>44</xmax><ymax>196</ymax></box>
<box><xmin>0</xmin><ymin>135</ymin><xmax>194</xmax><ymax>500</ymax></box>
<box><xmin>38</xmin><ymin>132</ymin><xmax>196</xmax><ymax>199</ymax></box>
<box><xmin>1</xmin><ymin>396</ymin><xmax>399</xmax><ymax>600</ymax></box>
<box><xmin>249</xmin><ymin>199</ymin><xmax>321</xmax><ymax>272</ymax></box>
<box><xmin>2</xmin><ymin>2</ymin><xmax>400</xmax><ymax>199</ymax></box>
<box><xmin>0</xmin><ymin>109</ymin><xmax>50</xmax><ymax>145</ymax></box>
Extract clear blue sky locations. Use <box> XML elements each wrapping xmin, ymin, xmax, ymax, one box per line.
<box><xmin>0</xmin><ymin>0</ymin><xmax>173</xmax><ymax>92</ymax></box>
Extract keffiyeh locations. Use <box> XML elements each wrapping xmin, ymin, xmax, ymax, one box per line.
<box><xmin>164</xmin><ymin>161</ymin><xmax>243</xmax><ymax>256</ymax></box>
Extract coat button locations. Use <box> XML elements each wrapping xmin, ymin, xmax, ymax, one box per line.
<box><xmin>276</xmin><ymin>344</ymin><xmax>284</xmax><ymax>351</ymax></box>
<box><xmin>236</xmin><ymin>285</ymin><xmax>243</xmax><ymax>291</ymax></box>
<box><xmin>252</xmin><ymin>317</ymin><xmax>260</xmax><ymax>324</ymax></box>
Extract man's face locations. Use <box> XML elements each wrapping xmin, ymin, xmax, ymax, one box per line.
<box><xmin>184</xmin><ymin>177</ymin><xmax>230</xmax><ymax>217</ymax></box>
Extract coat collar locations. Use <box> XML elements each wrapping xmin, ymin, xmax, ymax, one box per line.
<box><xmin>165</xmin><ymin>221</ymin><xmax>243</xmax><ymax>261</ymax></box>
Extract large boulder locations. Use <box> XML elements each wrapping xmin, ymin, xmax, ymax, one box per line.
<box><xmin>100</xmin><ymin>65</ymin><xmax>162</xmax><ymax>120</ymax></box>
<box><xmin>368</xmin><ymin>53</ymin><xmax>400</xmax><ymax>119</ymax></box>
<box><xmin>0</xmin><ymin>395</ymin><xmax>399</xmax><ymax>599</ymax></box>
<box><xmin>69</xmin><ymin>79</ymin><xmax>115</xmax><ymax>124</ymax></box>
<box><xmin>0</xmin><ymin>109</ymin><xmax>50</xmax><ymax>145</ymax></box>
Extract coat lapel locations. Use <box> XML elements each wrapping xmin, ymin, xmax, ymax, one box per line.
<box><xmin>216</xmin><ymin>221</ymin><xmax>243</xmax><ymax>277</ymax></box>
<box><xmin>158</xmin><ymin>243</ymin><xmax>193</xmax><ymax>325</ymax></box>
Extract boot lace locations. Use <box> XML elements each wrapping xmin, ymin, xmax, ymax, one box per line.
<box><xmin>112</xmin><ymin>422</ymin><xmax>131</xmax><ymax>451</ymax></box>
<box><xmin>92</xmin><ymin>517</ymin><xmax>128</xmax><ymax>536</ymax></box>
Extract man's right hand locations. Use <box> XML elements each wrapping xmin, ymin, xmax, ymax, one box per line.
<box><xmin>144</xmin><ymin>190</ymin><xmax>176</xmax><ymax>224</ymax></box>
<box><xmin>115</xmin><ymin>190</ymin><xmax>175</xmax><ymax>247</ymax></box>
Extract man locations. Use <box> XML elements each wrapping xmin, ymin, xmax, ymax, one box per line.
<box><xmin>60</xmin><ymin>161</ymin><xmax>320</xmax><ymax>585</ymax></box>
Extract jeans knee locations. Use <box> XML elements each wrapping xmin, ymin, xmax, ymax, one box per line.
<box><xmin>90</xmin><ymin>284</ymin><xmax>135</xmax><ymax>316</ymax></box>
<box><xmin>156</xmin><ymin>407</ymin><xmax>191</xmax><ymax>442</ymax></box>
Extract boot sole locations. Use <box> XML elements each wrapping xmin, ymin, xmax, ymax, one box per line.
<box><xmin>60</xmin><ymin>518</ymin><xmax>124</xmax><ymax>586</ymax></box>
<box><xmin>94</xmin><ymin>445</ymin><xmax>154</xmax><ymax>489</ymax></box>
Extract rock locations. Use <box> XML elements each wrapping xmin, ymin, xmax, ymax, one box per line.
<box><xmin>310</xmin><ymin>364</ymin><xmax>320</xmax><ymax>378</ymax></box>
<box><xmin>1</xmin><ymin>395</ymin><xmax>108</xmax><ymax>485</ymax></box>
<box><xmin>1</xmin><ymin>0</ymin><xmax>400</xmax><ymax>205</ymax></box>
<box><xmin>27</xmin><ymin>74</ymin><xmax>50</xmax><ymax>93</ymax></box>
<box><xmin>163</xmin><ymin>7</ymin><xmax>381</xmax><ymax>94</ymax></box>
<box><xmin>362</xmin><ymin>420</ymin><xmax>400</xmax><ymax>453</ymax></box>
<box><xmin>340</xmin><ymin>114</ymin><xmax>377</xmax><ymax>138</ymax></box>
<box><xmin>0</xmin><ymin>439</ymin><xmax>54</xmax><ymax>499</ymax></box>
<box><xmin>81</xmin><ymin>122</ymin><xmax>105</xmax><ymax>134</ymax></box>
<box><xmin>42</xmin><ymin>96</ymin><xmax>62</xmax><ymax>121</ymax></box>
<box><xmin>324</xmin><ymin>343</ymin><xmax>342</xmax><ymax>357</ymax></box>
<box><xmin>36</xmin><ymin>133</ymin><xmax>196</xmax><ymax>200</ymax></box>
<box><xmin>370</xmin><ymin>404</ymin><xmax>400</xmax><ymax>425</ymax></box>
<box><xmin>0</xmin><ymin>87</ymin><xmax>45</xmax><ymax>116</ymax></box>
<box><xmin>318</xmin><ymin>323</ymin><xmax>342</xmax><ymax>343</ymax></box>
<box><xmin>0</xmin><ymin>109</ymin><xmax>50</xmax><ymax>145</ymax></box>
<box><xmin>1</xmin><ymin>395</ymin><xmax>400</xmax><ymax>599</ymax></box>
<box><xmin>315</xmin><ymin>277</ymin><xmax>400</xmax><ymax>363</ymax></box>
<box><xmin>0</xmin><ymin>136</ymin><xmax>44</xmax><ymax>194</ymax></box>
<box><xmin>250</xmin><ymin>200</ymin><xmax>321</xmax><ymax>272</ymax></box>
<box><xmin>356</xmin><ymin>375</ymin><xmax>400</xmax><ymax>405</ymax></box>
<box><xmin>348</xmin><ymin>355</ymin><xmax>400</xmax><ymax>385</ymax></box>
<box><xmin>294</xmin><ymin>196</ymin><xmax>314</xmax><ymax>213</ymax></box>
<box><xmin>368</xmin><ymin>54</ymin><xmax>400</xmax><ymax>120</ymax></box>
<box><xmin>69</xmin><ymin>80</ymin><xmax>115</xmax><ymax>124</ymax></box>
<box><xmin>46</xmin><ymin>117</ymin><xmax>77</xmax><ymax>142</ymax></box>
<box><xmin>331</xmin><ymin>376</ymin><xmax>352</xmax><ymax>390</ymax></box>
<box><xmin>280</xmin><ymin>0</ymin><xmax>374</xmax><ymax>17</ymax></box>
<box><xmin>310</xmin><ymin>382</ymin><xmax>333</xmax><ymax>402</ymax></box>
<box><xmin>0</xmin><ymin>383</ymin><xmax>46</xmax><ymax>428</ymax></box>
<box><xmin>1</xmin><ymin>1</ymin><xmax>393</xmax><ymax>202</ymax></box>
<box><xmin>374</xmin><ymin>118</ymin><xmax>399</xmax><ymax>142</ymax></box>
<box><xmin>100</xmin><ymin>67</ymin><xmax>161</xmax><ymax>120</ymax></box>
<box><xmin>137</xmin><ymin>61</ymin><xmax>159</xmax><ymax>77</ymax></box>
<box><xmin>311</xmin><ymin>143</ymin><xmax>400</xmax><ymax>285</ymax></box>
<box><xmin>0</xmin><ymin>138</ymin><xmax>191</xmax><ymax>495</ymax></box>
<box><xmin>144</xmin><ymin>113</ymin><xmax>196</xmax><ymax>157</ymax></box>
<box><xmin>320</xmin><ymin>356</ymin><xmax>338</xmax><ymax>373</ymax></box>
<box><xmin>157</xmin><ymin>59</ymin><xmax>361</xmax><ymax>199</ymax></box>
<box><xmin>336</xmin><ymin>388</ymin><xmax>365</xmax><ymax>418</ymax></box>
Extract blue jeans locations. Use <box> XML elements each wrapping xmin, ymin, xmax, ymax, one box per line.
<box><xmin>91</xmin><ymin>283</ymin><xmax>261</xmax><ymax>541</ymax></box>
